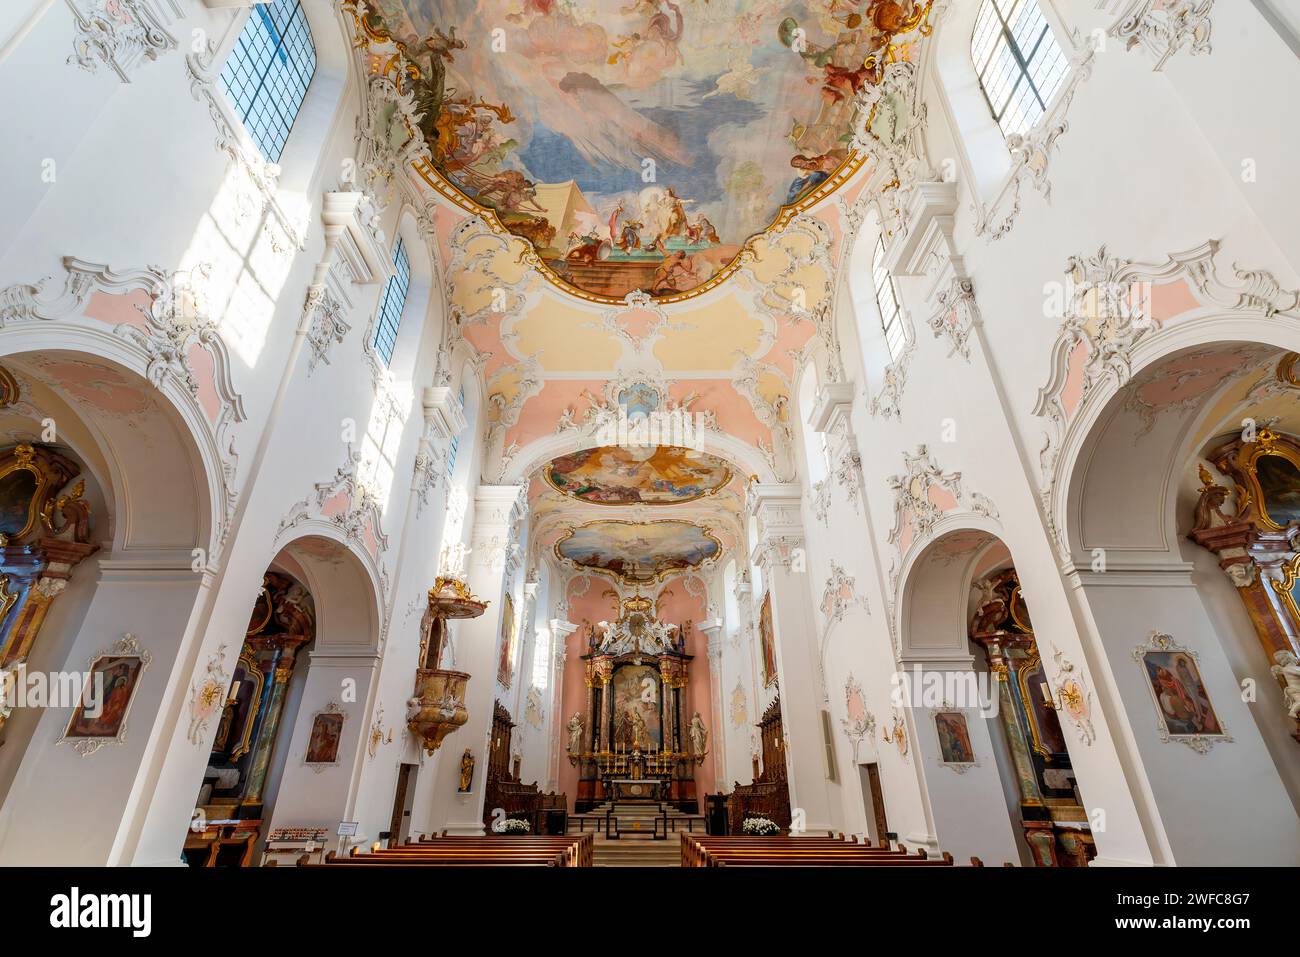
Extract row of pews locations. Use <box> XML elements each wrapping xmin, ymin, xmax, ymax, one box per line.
<box><xmin>313</xmin><ymin>833</ymin><xmax>594</xmax><ymax>867</ymax></box>
<box><xmin>681</xmin><ymin>833</ymin><xmax>982</xmax><ymax>867</ymax></box>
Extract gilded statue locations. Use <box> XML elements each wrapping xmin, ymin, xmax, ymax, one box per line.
<box><xmin>458</xmin><ymin>748</ymin><xmax>474</xmax><ymax>792</ymax></box>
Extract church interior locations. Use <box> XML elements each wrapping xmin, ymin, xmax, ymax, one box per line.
<box><xmin>1</xmin><ymin>0</ymin><xmax>1299</xmax><ymax>877</ymax></box>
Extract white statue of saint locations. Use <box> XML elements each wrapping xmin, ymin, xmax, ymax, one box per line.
<box><xmin>567</xmin><ymin>712</ymin><xmax>585</xmax><ymax>756</ymax></box>
<box><xmin>689</xmin><ymin>712</ymin><xmax>708</xmax><ymax>757</ymax></box>
<box><xmin>1271</xmin><ymin>650</ymin><xmax>1300</xmax><ymax>719</ymax></box>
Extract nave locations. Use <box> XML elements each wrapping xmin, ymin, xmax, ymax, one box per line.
<box><xmin>0</xmin><ymin>0</ymin><xmax>1298</xmax><ymax>906</ymax></box>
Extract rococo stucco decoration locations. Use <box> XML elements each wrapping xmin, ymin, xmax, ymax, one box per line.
<box><xmin>66</xmin><ymin>0</ymin><xmax>178</xmax><ymax>83</ymax></box>
<box><xmin>187</xmin><ymin>644</ymin><xmax>229</xmax><ymax>747</ymax></box>
<box><xmin>1110</xmin><ymin>0</ymin><xmax>1215</xmax><ymax>71</ymax></box>
<box><xmin>1049</xmin><ymin>643</ymin><xmax>1096</xmax><ymax>747</ymax></box>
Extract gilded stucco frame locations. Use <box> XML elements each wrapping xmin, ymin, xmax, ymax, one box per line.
<box><xmin>1269</xmin><ymin>553</ymin><xmax>1300</xmax><ymax>637</ymax></box>
<box><xmin>1225</xmin><ymin>428</ymin><xmax>1300</xmax><ymax>533</ymax></box>
<box><xmin>0</xmin><ymin>444</ymin><xmax>78</xmax><ymax>545</ymax></box>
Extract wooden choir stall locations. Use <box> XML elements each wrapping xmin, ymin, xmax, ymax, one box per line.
<box><xmin>725</xmin><ymin>696</ymin><xmax>792</xmax><ymax>833</ymax></box>
<box><xmin>482</xmin><ymin>701</ymin><xmax>568</xmax><ymax>834</ymax></box>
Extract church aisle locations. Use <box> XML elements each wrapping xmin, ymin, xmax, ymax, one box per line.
<box><xmin>592</xmin><ymin>837</ymin><xmax>682</xmax><ymax>868</ymax></box>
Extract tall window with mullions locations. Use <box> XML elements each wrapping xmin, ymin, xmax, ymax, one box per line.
<box><xmin>446</xmin><ymin>386</ymin><xmax>466</xmax><ymax>480</ymax></box>
<box><xmin>372</xmin><ymin>238</ymin><xmax>411</xmax><ymax>366</ymax></box>
<box><xmin>872</xmin><ymin>237</ymin><xmax>906</xmax><ymax>363</ymax></box>
<box><xmin>971</xmin><ymin>0</ymin><xmax>1069</xmax><ymax>138</ymax></box>
<box><xmin>219</xmin><ymin>0</ymin><xmax>317</xmax><ymax>163</ymax></box>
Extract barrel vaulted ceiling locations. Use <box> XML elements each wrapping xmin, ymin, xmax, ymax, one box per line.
<box><xmin>345</xmin><ymin>0</ymin><xmax>935</xmax><ymax>584</ymax></box>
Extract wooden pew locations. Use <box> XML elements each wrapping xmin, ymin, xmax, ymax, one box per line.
<box><xmin>680</xmin><ymin>833</ymin><xmax>960</xmax><ymax>868</ymax></box>
<box><xmin>314</xmin><ymin>833</ymin><xmax>593</xmax><ymax>867</ymax></box>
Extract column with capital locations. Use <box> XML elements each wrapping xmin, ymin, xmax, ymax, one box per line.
<box><xmin>239</xmin><ymin>633</ymin><xmax>312</xmax><ymax>816</ymax></box>
<box><xmin>749</xmin><ymin>483</ymin><xmax>835</xmax><ymax>835</ymax></box>
<box><xmin>700</xmin><ymin>619</ymin><xmax>725</xmax><ymax>789</ymax></box>
<box><xmin>545</xmin><ymin>618</ymin><xmax>576</xmax><ymax>791</ymax></box>
<box><xmin>427</xmin><ymin>485</ymin><xmax>526</xmax><ymax>835</ymax></box>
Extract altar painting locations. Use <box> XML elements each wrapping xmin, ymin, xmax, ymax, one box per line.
<box><xmin>356</xmin><ymin>0</ymin><xmax>929</xmax><ymax>299</ymax></box>
<box><xmin>759</xmin><ymin>591</ymin><xmax>777</xmax><ymax>687</ymax></box>
<box><xmin>1256</xmin><ymin>453</ymin><xmax>1300</xmax><ymax>527</ymax></box>
<box><xmin>611</xmin><ymin>664</ymin><xmax>662</xmax><ymax>751</ymax></box>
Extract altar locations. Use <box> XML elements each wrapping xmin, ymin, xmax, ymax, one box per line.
<box><xmin>607</xmin><ymin>779</ymin><xmax>666</xmax><ymax>803</ymax></box>
<box><xmin>567</xmin><ymin>595</ymin><xmax>705</xmax><ymax>812</ymax></box>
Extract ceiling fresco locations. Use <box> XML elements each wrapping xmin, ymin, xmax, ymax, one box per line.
<box><xmin>555</xmin><ymin>519</ymin><xmax>723</xmax><ymax>583</ymax></box>
<box><xmin>545</xmin><ymin>445</ymin><xmax>733</xmax><ymax>505</ymax></box>
<box><xmin>356</xmin><ymin>0</ymin><xmax>932</xmax><ymax>300</ymax></box>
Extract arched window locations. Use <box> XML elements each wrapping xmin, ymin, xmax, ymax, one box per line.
<box><xmin>872</xmin><ymin>237</ymin><xmax>906</xmax><ymax>362</ymax></box>
<box><xmin>372</xmin><ymin>237</ymin><xmax>410</xmax><ymax>366</ymax></box>
<box><xmin>219</xmin><ymin>0</ymin><xmax>317</xmax><ymax>162</ymax></box>
<box><xmin>971</xmin><ymin>0</ymin><xmax>1068</xmax><ymax>137</ymax></box>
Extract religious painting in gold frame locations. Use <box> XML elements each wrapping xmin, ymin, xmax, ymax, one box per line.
<box><xmin>497</xmin><ymin>592</ymin><xmax>516</xmax><ymax>689</ymax></box>
<box><xmin>60</xmin><ymin>634</ymin><xmax>151</xmax><ymax>757</ymax></box>
<box><xmin>0</xmin><ymin>444</ymin><xmax>78</xmax><ymax>545</ymax></box>
<box><xmin>759</xmin><ymin>591</ymin><xmax>777</xmax><ymax>687</ymax></box>
<box><xmin>1132</xmin><ymin>632</ymin><xmax>1231</xmax><ymax>753</ymax></box>
<box><xmin>212</xmin><ymin>651</ymin><xmax>265</xmax><ymax>762</ymax></box>
<box><xmin>304</xmin><ymin>704</ymin><xmax>347</xmax><ymax>770</ymax></box>
<box><xmin>1016</xmin><ymin>654</ymin><xmax>1068</xmax><ymax>760</ymax></box>
<box><xmin>1229</xmin><ymin>429</ymin><xmax>1300</xmax><ymax>531</ymax></box>
<box><xmin>933</xmin><ymin>710</ymin><xmax>976</xmax><ymax>769</ymax></box>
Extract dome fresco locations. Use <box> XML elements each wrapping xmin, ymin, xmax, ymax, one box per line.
<box><xmin>358</xmin><ymin>0</ymin><xmax>932</xmax><ymax>300</ymax></box>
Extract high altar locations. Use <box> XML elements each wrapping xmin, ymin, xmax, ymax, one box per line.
<box><xmin>571</xmin><ymin>595</ymin><xmax>702</xmax><ymax>812</ymax></box>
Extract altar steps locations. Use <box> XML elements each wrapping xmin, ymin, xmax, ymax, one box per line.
<box><xmin>593</xmin><ymin>838</ymin><xmax>683</xmax><ymax>867</ymax></box>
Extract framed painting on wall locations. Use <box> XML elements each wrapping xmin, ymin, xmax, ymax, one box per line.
<box><xmin>60</xmin><ymin>634</ymin><xmax>151</xmax><ymax>757</ymax></box>
<box><xmin>759</xmin><ymin>591</ymin><xmax>777</xmax><ymax>687</ymax></box>
<box><xmin>304</xmin><ymin>704</ymin><xmax>347</xmax><ymax>770</ymax></box>
<box><xmin>497</xmin><ymin>592</ymin><xmax>516</xmax><ymax>688</ymax></box>
<box><xmin>933</xmin><ymin>710</ymin><xmax>976</xmax><ymax>772</ymax></box>
<box><xmin>1132</xmin><ymin>631</ymin><xmax>1232</xmax><ymax>754</ymax></box>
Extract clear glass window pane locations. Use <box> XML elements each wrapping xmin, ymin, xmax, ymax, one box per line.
<box><xmin>970</xmin><ymin>0</ymin><xmax>1069</xmax><ymax>137</ymax></box>
<box><xmin>372</xmin><ymin>238</ymin><xmax>411</xmax><ymax>366</ymax></box>
<box><xmin>218</xmin><ymin>0</ymin><xmax>317</xmax><ymax>163</ymax></box>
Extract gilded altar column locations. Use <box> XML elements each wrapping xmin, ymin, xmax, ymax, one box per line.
<box><xmin>241</xmin><ymin>635</ymin><xmax>310</xmax><ymax>814</ymax></box>
<box><xmin>583</xmin><ymin>665</ymin><xmax>597</xmax><ymax>753</ymax></box>
<box><xmin>974</xmin><ymin>637</ymin><xmax>1045</xmax><ymax>810</ymax></box>
<box><xmin>427</xmin><ymin>485</ymin><xmax>527</xmax><ymax>836</ymax></box>
<box><xmin>750</xmin><ymin>483</ymin><xmax>835</xmax><ymax>835</ymax></box>
<box><xmin>602</xmin><ymin>669</ymin><xmax>614</xmax><ymax>752</ymax></box>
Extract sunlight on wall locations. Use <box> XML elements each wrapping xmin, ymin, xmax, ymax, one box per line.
<box><xmin>354</xmin><ymin>361</ymin><xmax>414</xmax><ymax>514</ymax></box>
<box><xmin>531</xmin><ymin>626</ymin><xmax>551</xmax><ymax>692</ymax></box>
<box><xmin>179</xmin><ymin>162</ymin><xmax>303</xmax><ymax>368</ymax></box>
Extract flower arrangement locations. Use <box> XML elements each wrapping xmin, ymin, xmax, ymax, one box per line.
<box><xmin>742</xmin><ymin>817</ymin><xmax>780</xmax><ymax>836</ymax></box>
<box><xmin>492</xmin><ymin>817</ymin><xmax>531</xmax><ymax>835</ymax></box>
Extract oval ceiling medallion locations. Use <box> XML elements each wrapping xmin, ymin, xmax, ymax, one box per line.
<box><xmin>351</xmin><ymin>0</ymin><xmax>933</xmax><ymax>302</ymax></box>
<box><xmin>555</xmin><ymin>519</ymin><xmax>722</xmax><ymax>583</ymax></box>
<box><xmin>545</xmin><ymin>445</ymin><xmax>733</xmax><ymax>505</ymax></box>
